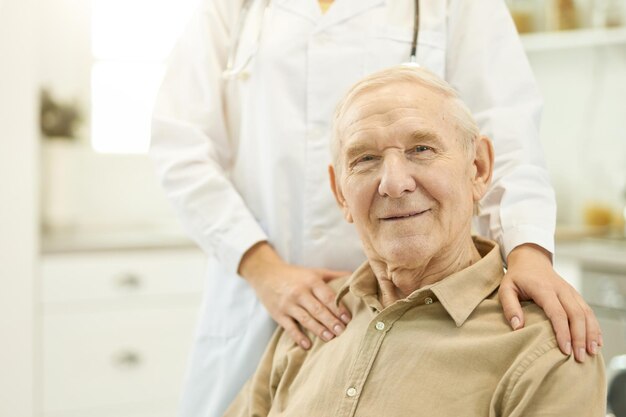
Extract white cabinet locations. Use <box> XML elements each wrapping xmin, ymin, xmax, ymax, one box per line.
<box><xmin>39</xmin><ymin>247</ymin><xmax>206</xmax><ymax>417</ymax></box>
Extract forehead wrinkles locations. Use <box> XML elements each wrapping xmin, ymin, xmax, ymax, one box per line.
<box><xmin>342</xmin><ymin>107</ymin><xmax>425</xmax><ymax>139</ymax></box>
<box><xmin>339</xmin><ymin>87</ymin><xmax>446</xmax><ymax>132</ymax></box>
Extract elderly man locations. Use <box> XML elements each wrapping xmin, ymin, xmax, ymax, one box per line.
<box><xmin>223</xmin><ymin>66</ymin><xmax>606</xmax><ymax>417</ymax></box>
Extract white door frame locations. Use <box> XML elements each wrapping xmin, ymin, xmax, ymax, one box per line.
<box><xmin>0</xmin><ymin>0</ymin><xmax>39</xmax><ymax>415</ymax></box>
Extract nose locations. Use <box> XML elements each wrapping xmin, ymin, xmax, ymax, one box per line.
<box><xmin>378</xmin><ymin>156</ymin><xmax>417</xmax><ymax>198</ymax></box>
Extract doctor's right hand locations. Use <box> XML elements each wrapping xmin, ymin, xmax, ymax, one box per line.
<box><xmin>238</xmin><ymin>241</ymin><xmax>352</xmax><ymax>350</ymax></box>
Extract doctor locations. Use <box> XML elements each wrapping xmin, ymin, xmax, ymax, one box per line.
<box><xmin>150</xmin><ymin>1</ymin><xmax>601</xmax><ymax>417</ymax></box>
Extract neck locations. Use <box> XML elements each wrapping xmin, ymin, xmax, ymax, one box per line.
<box><xmin>369</xmin><ymin>237</ymin><xmax>482</xmax><ymax>308</ymax></box>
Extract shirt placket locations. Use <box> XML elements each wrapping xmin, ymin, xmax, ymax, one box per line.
<box><xmin>334</xmin><ymin>304</ymin><xmax>410</xmax><ymax>417</ymax></box>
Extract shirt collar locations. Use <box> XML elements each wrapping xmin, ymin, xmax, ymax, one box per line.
<box><xmin>336</xmin><ymin>237</ymin><xmax>504</xmax><ymax>327</ymax></box>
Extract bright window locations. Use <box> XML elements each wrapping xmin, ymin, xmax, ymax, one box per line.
<box><xmin>90</xmin><ymin>0</ymin><xmax>200</xmax><ymax>153</ymax></box>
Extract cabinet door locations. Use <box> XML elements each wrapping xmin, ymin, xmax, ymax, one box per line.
<box><xmin>42</xmin><ymin>305</ymin><xmax>198</xmax><ymax>413</ymax></box>
<box><xmin>41</xmin><ymin>250</ymin><xmax>206</xmax><ymax>305</ymax></box>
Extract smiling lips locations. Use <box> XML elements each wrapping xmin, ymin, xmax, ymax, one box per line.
<box><xmin>380</xmin><ymin>209</ymin><xmax>430</xmax><ymax>221</ymax></box>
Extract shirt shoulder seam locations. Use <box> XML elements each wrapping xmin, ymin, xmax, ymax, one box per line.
<box><xmin>502</xmin><ymin>338</ymin><xmax>559</xmax><ymax>405</ymax></box>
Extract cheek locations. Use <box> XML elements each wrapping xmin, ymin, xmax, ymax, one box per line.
<box><xmin>423</xmin><ymin>170</ymin><xmax>474</xmax><ymax>214</ymax></box>
<box><xmin>343</xmin><ymin>176</ymin><xmax>377</xmax><ymax>220</ymax></box>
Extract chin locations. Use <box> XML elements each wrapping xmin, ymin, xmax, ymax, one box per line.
<box><xmin>377</xmin><ymin>238</ymin><xmax>435</xmax><ymax>267</ymax></box>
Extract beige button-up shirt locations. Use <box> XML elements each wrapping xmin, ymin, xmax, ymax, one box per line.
<box><xmin>224</xmin><ymin>238</ymin><xmax>606</xmax><ymax>417</ymax></box>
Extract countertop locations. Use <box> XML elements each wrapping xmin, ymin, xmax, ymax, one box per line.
<box><xmin>41</xmin><ymin>227</ymin><xmax>198</xmax><ymax>254</ymax></box>
<box><xmin>556</xmin><ymin>237</ymin><xmax>626</xmax><ymax>271</ymax></box>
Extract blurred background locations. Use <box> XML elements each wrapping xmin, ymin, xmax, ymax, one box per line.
<box><xmin>1</xmin><ymin>0</ymin><xmax>626</xmax><ymax>416</ymax></box>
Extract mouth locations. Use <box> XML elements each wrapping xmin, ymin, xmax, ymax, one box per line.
<box><xmin>380</xmin><ymin>209</ymin><xmax>430</xmax><ymax>221</ymax></box>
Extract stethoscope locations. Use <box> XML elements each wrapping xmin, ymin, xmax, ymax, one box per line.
<box><xmin>222</xmin><ymin>0</ymin><xmax>420</xmax><ymax>80</ymax></box>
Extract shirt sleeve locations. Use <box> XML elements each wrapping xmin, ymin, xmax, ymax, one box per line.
<box><xmin>501</xmin><ymin>344</ymin><xmax>606</xmax><ymax>416</ymax></box>
<box><xmin>222</xmin><ymin>328</ymin><xmax>291</xmax><ymax>417</ymax></box>
<box><xmin>446</xmin><ymin>0</ymin><xmax>557</xmax><ymax>259</ymax></box>
<box><xmin>150</xmin><ymin>0</ymin><xmax>268</xmax><ymax>275</ymax></box>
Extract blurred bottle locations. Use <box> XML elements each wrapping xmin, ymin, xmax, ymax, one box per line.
<box><xmin>506</xmin><ymin>0</ymin><xmax>541</xmax><ymax>33</ymax></box>
<box><xmin>583</xmin><ymin>202</ymin><xmax>614</xmax><ymax>228</ymax></box>
<box><xmin>590</xmin><ymin>0</ymin><xmax>624</xmax><ymax>27</ymax></box>
<box><xmin>622</xmin><ymin>185</ymin><xmax>626</xmax><ymax>237</ymax></box>
<box><xmin>546</xmin><ymin>0</ymin><xmax>580</xmax><ymax>30</ymax></box>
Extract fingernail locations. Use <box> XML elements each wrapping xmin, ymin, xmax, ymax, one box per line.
<box><xmin>300</xmin><ymin>339</ymin><xmax>311</xmax><ymax>349</ymax></box>
<box><xmin>591</xmin><ymin>341</ymin><xmax>598</xmax><ymax>355</ymax></box>
<box><xmin>341</xmin><ymin>314</ymin><xmax>351</xmax><ymax>324</ymax></box>
<box><xmin>322</xmin><ymin>330</ymin><xmax>334</xmax><ymax>341</ymax></box>
<box><xmin>510</xmin><ymin>316</ymin><xmax>521</xmax><ymax>330</ymax></box>
<box><xmin>577</xmin><ymin>347</ymin><xmax>586</xmax><ymax>363</ymax></box>
<box><xmin>565</xmin><ymin>341</ymin><xmax>572</xmax><ymax>355</ymax></box>
<box><xmin>334</xmin><ymin>324</ymin><xmax>344</xmax><ymax>335</ymax></box>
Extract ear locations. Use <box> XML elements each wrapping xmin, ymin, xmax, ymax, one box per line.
<box><xmin>328</xmin><ymin>164</ymin><xmax>353</xmax><ymax>223</ymax></box>
<box><xmin>471</xmin><ymin>135</ymin><xmax>494</xmax><ymax>202</ymax></box>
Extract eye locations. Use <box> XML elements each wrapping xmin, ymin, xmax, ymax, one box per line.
<box><xmin>358</xmin><ymin>154</ymin><xmax>376</xmax><ymax>163</ymax></box>
<box><xmin>410</xmin><ymin>145</ymin><xmax>433</xmax><ymax>153</ymax></box>
<box><xmin>352</xmin><ymin>154</ymin><xmax>378</xmax><ymax>167</ymax></box>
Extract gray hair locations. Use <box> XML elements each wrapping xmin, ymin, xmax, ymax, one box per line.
<box><xmin>331</xmin><ymin>65</ymin><xmax>480</xmax><ymax>168</ymax></box>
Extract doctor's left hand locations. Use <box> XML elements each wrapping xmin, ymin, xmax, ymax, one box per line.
<box><xmin>498</xmin><ymin>243</ymin><xmax>602</xmax><ymax>363</ymax></box>
<box><xmin>238</xmin><ymin>241</ymin><xmax>353</xmax><ymax>350</ymax></box>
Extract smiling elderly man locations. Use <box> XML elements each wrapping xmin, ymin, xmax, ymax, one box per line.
<box><xmin>222</xmin><ymin>66</ymin><xmax>606</xmax><ymax>417</ymax></box>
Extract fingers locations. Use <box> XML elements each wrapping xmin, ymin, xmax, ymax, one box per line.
<box><xmin>577</xmin><ymin>293</ymin><xmax>602</xmax><ymax>355</ymax></box>
<box><xmin>534</xmin><ymin>291</ymin><xmax>573</xmax><ymax>358</ymax></box>
<box><xmin>318</xmin><ymin>268</ymin><xmax>352</xmax><ymax>282</ymax></box>
<box><xmin>278</xmin><ymin>315</ymin><xmax>312</xmax><ymax>350</ymax></box>
<box><xmin>292</xmin><ymin>304</ymin><xmax>339</xmax><ymax>342</ymax></box>
<box><xmin>287</xmin><ymin>278</ymin><xmax>352</xmax><ymax>347</ymax></box>
<box><xmin>498</xmin><ymin>283</ymin><xmax>525</xmax><ymax>330</ymax></box>
<box><xmin>311</xmin><ymin>282</ymin><xmax>352</xmax><ymax>324</ymax></box>
<box><xmin>256</xmin><ymin>265</ymin><xmax>353</xmax><ymax>350</ymax></box>
<box><xmin>556</xmin><ymin>288</ymin><xmax>592</xmax><ymax>362</ymax></box>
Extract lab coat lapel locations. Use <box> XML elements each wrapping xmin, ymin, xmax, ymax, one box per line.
<box><xmin>274</xmin><ymin>0</ymin><xmax>386</xmax><ymax>29</ymax></box>
<box><xmin>316</xmin><ymin>0</ymin><xmax>386</xmax><ymax>31</ymax></box>
<box><xmin>274</xmin><ymin>0</ymin><xmax>321</xmax><ymax>23</ymax></box>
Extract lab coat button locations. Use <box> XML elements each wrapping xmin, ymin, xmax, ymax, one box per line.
<box><xmin>346</xmin><ymin>387</ymin><xmax>357</xmax><ymax>397</ymax></box>
<box><xmin>375</xmin><ymin>321</ymin><xmax>385</xmax><ymax>331</ymax></box>
<box><xmin>309</xmin><ymin>127</ymin><xmax>323</xmax><ymax>138</ymax></box>
<box><xmin>424</xmin><ymin>297</ymin><xmax>433</xmax><ymax>305</ymax></box>
<box><xmin>316</xmin><ymin>34</ymin><xmax>331</xmax><ymax>45</ymax></box>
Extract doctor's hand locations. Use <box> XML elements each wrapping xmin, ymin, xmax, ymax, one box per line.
<box><xmin>238</xmin><ymin>241</ymin><xmax>352</xmax><ymax>350</ymax></box>
<box><xmin>498</xmin><ymin>243</ymin><xmax>602</xmax><ymax>363</ymax></box>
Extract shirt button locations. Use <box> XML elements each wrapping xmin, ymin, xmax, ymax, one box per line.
<box><xmin>346</xmin><ymin>387</ymin><xmax>357</xmax><ymax>397</ymax></box>
<box><xmin>424</xmin><ymin>297</ymin><xmax>434</xmax><ymax>305</ymax></box>
<box><xmin>375</xmin><ymin>321</ymin><xmax>385</xmax><ymax>331</ymax></box>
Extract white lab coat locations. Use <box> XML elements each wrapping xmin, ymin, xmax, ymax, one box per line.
<box><xmin>150</xmin><ymin>1</ymin><xmax>556</xmax><ymax>416</ymax></box>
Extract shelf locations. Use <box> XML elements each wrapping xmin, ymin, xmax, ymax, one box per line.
<box><xmin>521</xmin><ymin>27</ymin><xmax>626</xmax><ymax>52</ymax></box>
<box><xmin>42</xmin><ymin>227</ymin><xmax>197</xmax><ymax>253</ymax></box>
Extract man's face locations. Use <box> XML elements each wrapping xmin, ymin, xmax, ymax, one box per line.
<box><xmin>331</xmin><ymin>81</ymin><xmax>485</xmax><ymax>267</ymax></box>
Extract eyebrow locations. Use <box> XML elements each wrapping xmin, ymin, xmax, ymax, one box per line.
<box><xmin>410</xmin><ymin>130</ymin><xmax>443</xmax><ymax>145</ymax></box>
<box><xmin>343</xmin><ymin>129</ymin><xmax>444</xmax><ymax>162</ymax></box>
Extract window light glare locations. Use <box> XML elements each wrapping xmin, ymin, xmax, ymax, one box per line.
<box><xmin>91</xmin><ymin>62</ymin><xmax>165</xmax><ymax>154</ymax></box>
<box><xmin>91</xmin><ymin>0</ymin><xmax>200</xmax><ymax>61</ymax></box>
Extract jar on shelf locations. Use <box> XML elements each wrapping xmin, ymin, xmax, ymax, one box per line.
<box><xmin>545</xmin><ymin>0</ymin><xmax>580</xmax><ymax>31</ymax></box>
<box><xmin>506</xmin><ymin>0</ymin><xmax>543</xmax><ymax>33</ymax></box>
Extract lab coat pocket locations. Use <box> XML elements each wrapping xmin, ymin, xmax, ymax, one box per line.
<box><xmin>368</xmin><ymin>25</ymin><xmax>446</xmax><ymax>79</ymax></box>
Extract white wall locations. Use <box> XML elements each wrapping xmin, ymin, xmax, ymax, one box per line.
<box><xmin>37</xmin><ymin>0</ymin><xmax>183</xmax><ymax>234</ymax></box>
<box><xmin>38</xmin><ymin>0</ymin><xmax>91</xmax><ymax>124</ymax></box>
<box><xmin>0</xmin><ymin>0</ymin><xmax>39</xmax><ymax>415</ymax></box>
<box><xmin>528</xmin><ymin>44</ymin><xmax>626</xmax><ymax>225</ymax></box>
